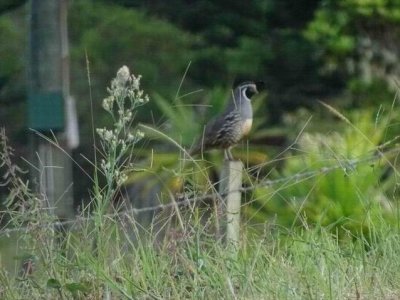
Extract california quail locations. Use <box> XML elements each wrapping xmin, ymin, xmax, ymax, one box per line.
<box><xmin>190</xmin><ymin>81</ymin><xmax>259</xmax><ymax>160</ymax></box>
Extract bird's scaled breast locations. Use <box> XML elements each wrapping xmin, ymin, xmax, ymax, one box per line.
<box><xmin>241</xmin><ymin>118</ymin><xmax>253</xmax><ymax>136</ymax></box>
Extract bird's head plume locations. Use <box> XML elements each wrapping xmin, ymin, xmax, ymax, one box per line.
<box><xmin>235</xmin><ymin>81</ymin><xmax>259</xmax><ymax>102</ymax></box>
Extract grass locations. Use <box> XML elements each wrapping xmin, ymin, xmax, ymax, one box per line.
<box><xmin>1</xmin><ymin>217</ymin><xmax>400</xmax><ymax>299</ymax></box>
<box><xmin>1</xmin><ymin>66</ymin><xmax>400</xmax><ymax>299</ymax></box>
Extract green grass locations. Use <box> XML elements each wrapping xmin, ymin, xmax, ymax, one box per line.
<box><xmin>1</xmin><ymin>67</ymin><xmax>400</xmax><ymax>299</ymax></box>
<box><xmin>1</xmin><ymin>216</ymin><xmax>400</xmax><ymax>299</ymax></box>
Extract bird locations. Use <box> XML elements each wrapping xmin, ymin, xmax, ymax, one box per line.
<box><xmin>190</xmin><ymin>81</ymin><xmax>259</xmax><ymax>161</ymax></box>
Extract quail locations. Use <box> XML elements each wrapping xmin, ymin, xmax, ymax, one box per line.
<box><xmin>190</xmin><ymin>81</ymin><xmax>259</xmax><ymax>160</ymax></box>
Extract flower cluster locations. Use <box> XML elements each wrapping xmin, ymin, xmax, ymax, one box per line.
<box><xmin>96</xmin><ymin>66</ymin><xmax>149</xmax><ymax>188</ymax></box>
<box><xmin>102</xmin><ymin>66</ymin><xmax>149</xmax><ymax>117</ymax></box>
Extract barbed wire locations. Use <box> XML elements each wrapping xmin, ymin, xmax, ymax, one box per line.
<box><xmin>1</xmin><ymin>146</ymin><xmax>399</xmax><ymax>237</ymax></box>
<box><xmin>242</xmin><ymin>151</ymin><xmax>388</xmax><ymax>192</ymax></box>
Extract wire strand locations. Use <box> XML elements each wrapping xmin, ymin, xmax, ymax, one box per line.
<box><xmin>1</xmin><ymin>147</ymin><xmax>398</xmax><ymax>237</ymax></box>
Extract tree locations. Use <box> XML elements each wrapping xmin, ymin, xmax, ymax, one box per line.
<box><xmin>305</xmin><ymin>0</ymin><xmax>400</xmax><ymax>105</ymax></box>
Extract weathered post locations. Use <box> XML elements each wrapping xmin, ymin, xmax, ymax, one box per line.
<box><xmin>28</xmin><ymin>0</ymin><xmax>75</xmax><ymax>220</ymax></box>
<box><xmin>219</xmin><ymin>160</ymin><xmax>243</xmax><ymax>248</ymax></box>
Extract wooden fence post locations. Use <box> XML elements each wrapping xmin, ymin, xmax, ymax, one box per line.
<box><xmin>219</xmin><ymin>160</ymin><xmax>243</xmax><ymax>247</ymax></box>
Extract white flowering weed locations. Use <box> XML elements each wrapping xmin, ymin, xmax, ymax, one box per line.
<box><xmin>95</xmin><ymin>66</ymin><xmax>149</xmax><ymax>210</ymax></box>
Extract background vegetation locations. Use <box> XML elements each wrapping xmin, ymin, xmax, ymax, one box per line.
<box><xmin>1</xmin><ymin>0</ymin><xmax>400</xmax><ymax>298</ymax></box>
<box><xmin>2</xmin><ymin>0</ymin><xmax>400</xmax><ymax>206</ymax></box>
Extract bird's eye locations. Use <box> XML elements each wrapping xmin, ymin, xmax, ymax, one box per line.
<box><xmin>245</xmin><ymin>87</ymin><xmax>255</xmax><ymax>99</ymax></box>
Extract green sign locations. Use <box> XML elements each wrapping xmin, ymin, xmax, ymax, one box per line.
<box><xmin>28</xmin><ymin>91</ymin><xmax>64</xmax><ymax>131</ymax></box>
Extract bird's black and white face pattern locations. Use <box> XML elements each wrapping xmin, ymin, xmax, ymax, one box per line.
<box><xmin>239</xmin><ymin>82</ymin><xmax>258</xmax><ymax>100</ymax></box>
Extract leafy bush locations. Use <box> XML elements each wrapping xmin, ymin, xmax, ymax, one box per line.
<box><xmin>248</xmin><ymin>108</ymin><xmax>397</xmax><ymax>237</ymax></box>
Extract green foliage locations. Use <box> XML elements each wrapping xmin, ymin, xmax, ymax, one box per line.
<box><xmin>63</xmin><ymin>1</ymin><xmax>199</xmax><ymax>202</ymax></box>
<box><xmin>304</xmin><ymin>0</ymin><xmax>400</xmax><ymax>97</ymax></box>
<box><xmin>151</xmin><ymin>93</ymin><xmax>199</xmax><ymax>147</ymax></box>
<box><xmin>226</xmin><ymin>37</ymin><xmax>272</xmax><ymax>76</ymax></box>
<box><xmin>68</xmin><ymin>0</ymin><xmax>195</xmax><ymax>126</ymax></box>
<box><xmin>0</xmin><ymin>17</ymin><xmax>23</xmax><ymax>83</ymax></box>
<box><xmin>0</xmin><ymin>0</ymin><xmax>27</xmax><ymax>13</ymax></box>
<box><xmin>69</xmin><ymin>0</ymin><xmax>194</xmax><ymax>86</ymax></box>
<box><xmin>342</xmin><ymin>0</ymin><xmax>400</xmax><ymax>21</ymax></box>
<box><xmin>347</xmin><ymin>78</ymin><xmax>396</xmax><ymax>108</ymax></box>
<box><xmin>305</xmin><ymin>0</ymin><xmax>400</xmax><ymax>55</ymax></box>
<box><xmin>249</xmin><ymin>109</ymin><xmax>396</xmax><ymax>236</ymax></box>
<box><xmin>305</xmin><ymin>9</ymin><xmax>355</xmax><ymax>57</ymax></box>
<box><xmin>0</xmin><ymin>12</ymin><xmax>26</xmax><ymax>140</ymax></box>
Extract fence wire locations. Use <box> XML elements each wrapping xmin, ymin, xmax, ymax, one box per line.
<box><xmin>1</xmin><ymin>146</ymin><xmax>399</xmax><ymax>237</ymax></box>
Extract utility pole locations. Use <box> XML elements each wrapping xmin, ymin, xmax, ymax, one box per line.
<box><xmin>28</xmin><ymin>0</ymin><xmax>75</xmax><ymax>221</ymax></box>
